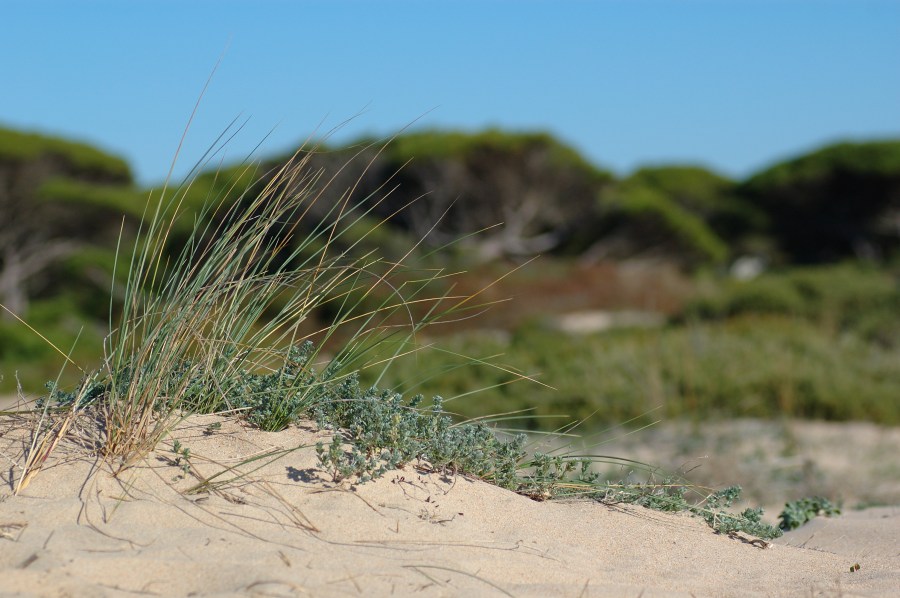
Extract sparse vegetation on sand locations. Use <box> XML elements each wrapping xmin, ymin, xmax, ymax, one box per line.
<box><xmin>778</xmin><ymin>496</ymin><xmax>842</xmax><ymax>531</ymax></box>
<box><xmin>5</xmin><ymin>123</ymin><xmax>824</xmax><ymax>542</ymax></box>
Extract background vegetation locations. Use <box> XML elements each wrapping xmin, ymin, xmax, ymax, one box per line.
<box><xmin>2</xmin><ymin>125</ymin><xmax>898</xmax><ymax>431</ymax></box>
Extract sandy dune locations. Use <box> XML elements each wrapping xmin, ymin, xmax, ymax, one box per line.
<box><xmin>1</xmin><ymin>412</ymin><xmax>898</xmax><ymax>597</ymax></box>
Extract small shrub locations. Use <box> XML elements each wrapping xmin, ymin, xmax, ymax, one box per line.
<box><xmin>681</xmin><ymin>263</ymin><xmax>900</xmax><ymax>337</ymax></box>
<box><xmin>312</xmin><ymin>375</ymin><xmax>528</xmax><ymax>489</ymax></box>
<box><xmin>599</xmin><ymin>183</ymin><xmax>729</xmax><ymax>268</ymax></box>
<box><xmin>778</xmin><ymin>496</ymin><xmax>841</xmax><ymax>531</ymax></box>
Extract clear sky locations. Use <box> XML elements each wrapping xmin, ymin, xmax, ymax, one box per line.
<box><xmin>3</xmin><ymin>0</ymin><xmax>899</xmax><ymax>185</ymax></box>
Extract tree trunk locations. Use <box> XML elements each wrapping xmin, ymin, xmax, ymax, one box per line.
<box><xmin>0</xmin><ymin>248</ymin><xmax>27</xmax><ymax>320</ymax></box>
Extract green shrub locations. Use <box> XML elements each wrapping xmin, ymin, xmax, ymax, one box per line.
<box><xmin>778</xmin><ymin>496</ymin><xmax>841</xmax><ymax>531</ymax></box>
<box><xmin>628</xmin><ymin>166</ymin><xmax>734</xmax><ymax>213</ymax></box>
<box><xmin>38</xmin><ymin>178</ymin><xmax>147</xmax><ymax>216</ymax></box>
<box><xmin>740</xmin><ymin>139</ymin><xmax>900</xmax><ymax>263</ymax></box>
<box><xmin>683</xmin><ymin>264</ymin><xmax>900</xmax><ymax>334</ymax></box>
<box><xmin>686</xmin><ymin>277</ymin><xmax>807</xmax><ymax>319</ymax></box>
<box><xmin>384</xmin><ymin>129</ymin><xmax>604</xmax><ymax>179</ymax></box>
<box><xmin>371</xmin><ymin>314</ymin><xmax>900</xmax><ymax>430</ymax></box>
<box><xmin>598</xmin><ymin>183</ymin><xmax>729</xmax><ymax>268</ymax></box>
<box><xmin>0</xmin><ymin>127</ymin><xmax>131</xmax><ymax>180</ymax></box>
<box><xmin>627</xmin><ymin>165</ymin><xmax>766</xmax><ymax>241</ymax></box>
<box><xmin>0</xmin><ymin>297</ymin><xmax>107</xmax><ymax>391</ymax></box>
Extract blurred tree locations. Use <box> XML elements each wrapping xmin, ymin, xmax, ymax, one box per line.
<box><xmin>589</xmin><ymin>178</ymin><xmax>729</xmax><ymax>269</ymax></box>
<box><xmin>280</xmin><ymin>130</ymin><xmax>614</xmax><ymax>261</ymax></box>
<box><xmin>586</xmin><ymin>165</ymin><xmax>764</xmax><ymax>269</ymax></box>
<box><xmin>383</xmin><ymin>130</ymin><xmax>613</xmax><ymax>259</ymax></box>
<box><xmin>628</xmin><ymin>165</ymin><xmax>766</xmax><ymax>243</ymax></box>
<box><xmin>740</xmin><ymin>140</ymin><xmax>900</xmax><ymax>264</ymax></box>
<box><xmin>0</xmin><ymin>127</ymin><xmax>138</xmax><ymax>320</ymax></box>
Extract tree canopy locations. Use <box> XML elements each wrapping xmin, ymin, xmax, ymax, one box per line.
<box><xmin>741</xmin><ymin>140</ymin><xmax>900</xmax><ymax>263</ymax></box>
<box><xmin>0</xmin><ymin>127</ymin><xmax>139</xmax><ymax>319</ymax></box>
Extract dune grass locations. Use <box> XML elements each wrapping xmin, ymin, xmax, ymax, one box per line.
<box><xmin>2</xmin><ymin>123</ymin><xmax>784</xmax><ymax>540</ymax></box>
<box><xmin>37</xmin><ymin>137</ymin><xmax>489</xmax><ymax>459</ymax></box>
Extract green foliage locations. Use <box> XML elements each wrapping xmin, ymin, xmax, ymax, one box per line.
<box><xmin>159</xmin><ymin>163</ymin><xmax>261</xmax><ymax>213</ymax></box>
<box><xmin>628</xmin><ymin>165</ymin><xmax>767</xmax><ymax>246</ymax></box>
<box><xmin>314</xmin><ymin>128</ymin><xmax>616</xmax><ymax>258</ymax></box>
<box><xmin>0</xmin><ymin>126</ymin><xmax>140</xmax><ymax>330</ymax></box>
<box><xmin>778</xmin><ymin>496</ymin><xmax>841</xmax><ymax>531</ymax></box>
<box><xmin>36</xmin><ymin>333</ymin><xmax>784</xmax><ymax>539</ymax></box>
<box><xmin>684</xmin><ymin>264</ymin><xmax>900</xmax><ymax>341</ymax></box>
<box><xmin>144</xmin><ymin>158</ymin><xmax>417</xmax><ymax>279</ymax></box>
<box><xmin>598</xmin><ymin>483</ymin><xmax>780</xmax><ymax>539</ymax></box>
<box><xmin>313</xmin><ymin>378</ymin><xmax>528</xmax><ymax>487</ymax></box>
<box><xmin>38</xmin><ymin>178</ymin><xmax>148</xmax><ymax>216</ymax></box>
<box><xmin>170</xmin><ymin>439</ymin><xmax>192</xmax><ymax>476</ymax></box>
<box><xmin>568</xmin><ymin>482</ymin><xmax>779</xmax><ymax>538</ymax></box>
<box><xmin>335</xmin><ymin>213</ymin><xmax>418</xmax><ymax>261</ymax></box>
<box><xmin>746</xmin><ymin>140</ymin><xmax>900</xmax><ymax>189</ymax></box>
<box><xmin>43</xmin><ymin>374</ymin><xmax>107</xmax><ymax>409</ymax></box>
<box><xmin>686</xmin><ymin>277</ymin><xmax>807</xmax><ymax>319</ymax></box>
<box><xmin>741</xmin><ymin>139</ymin><xmax>900</xmax><ymax>263</ymax></box>
<box><xmin>316</xmin><ymin>434</ymin><xmax>375</xmax><ymax>482</ymax></box>
<box><xmin>606</xmin><ymin>183</ymin><xmax>730</xmax><ymax>266</ymax></box>
<box><xmin>0</xmin><ymin>297</ymin><xmax>107</xmax><ymax>391</ymax></box>
<box><xmin>0</xmin><ymin>318</ymin><xmax>52</xmax><ymax>361</ymax></box>
<box><xmin>628</xmin><ymin>165</ymin><xmax>733</xmax><ymax>214</ymax></box>
<box><xmin>373</xmin><ymin>311</ymin><xmax>900</xmax><ymax>429</ymax></box>
<box><xmin>65</xmin><ymin>341</ymin><xmax>330</xmax><ymax>432</ymax></box>
<box><xmin>227</xmin><ymin>342</ymin><xmax>330</xmax><ymax>431</ymax></box>
<box><xmin>140</xmin><ymin>163</ymin><xmax>264</xmax><ymax>241</ymax></box>
<box><xmin>698</xmin><ymin>486</ymin><xmax>780</xmax><ymax>538</ymax></box>
<box><xmin>384</xmin><ymin>128</ymin><xmax>609</xmax><ymax>181</ymax></box>
<box><xmin>0</xmin><ymin>127</ymin><xmax>131</xmax><ymax>180</ymax></box>
<box><xmin>593</xmin><ymin>164</ymin><xmax>775</xmax><ymax>268</ymax></box>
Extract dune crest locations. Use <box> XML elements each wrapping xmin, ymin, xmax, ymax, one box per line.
<box><xmin>2</xmin><ymin>413</ymin><xmax>897</xmax><ymax>597</ymax></box>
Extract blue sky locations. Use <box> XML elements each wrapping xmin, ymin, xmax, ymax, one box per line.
<box><xmin>3</xmin><ymin>0</ymin><xmax>899</xmax><ymax>185</ymax></box>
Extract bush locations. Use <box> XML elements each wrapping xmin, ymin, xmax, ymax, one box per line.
<box><xmin>0</xmin><ymin>297</ymin><xmax>107</xmax><ymax>391</ymax></box>
<box><xmin>0</xmin><ymin>127</ymin><xmax>131</xmax><ymax>180</ymax></box>
<box><xmin>778</xmin><ymin>497</ymin><xmax>841</xmax><ymax>531</ymax></box>
<box><xmin>683</xmin><ymin>264</ymin><xmax>900</xmax><ymax>334</ymax></box>
<box><xmin>740</xmin><ymin>140</ymin><xmax>900</xmax><ymax>263</ymax></box>
<box><xmin>627</xmin><ymin>166</ymin><xmax>765</xmax><ymax>242</ymax></box>
<box><xmin>596</xmin><ymin>182</ymin><xmax>729</xmax><ymax>268</ymax></box>
<box><xmin>371</xmin><ymin>313</ymin><xmax>900</xmax><ymax>429</ymax></box>
<box><xmin>685</xmin><ymin>278</ymin><xmax>806</xmax><ymax>319</ymax></box>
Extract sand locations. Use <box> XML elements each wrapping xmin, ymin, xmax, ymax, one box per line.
<box><xmin>1</xmin><ymin>410</ymin><xmax>898</xmax><ymax>597</ymax></box>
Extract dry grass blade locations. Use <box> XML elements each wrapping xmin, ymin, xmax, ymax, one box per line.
<box><xmin>403</xmin><ymin>564</ymin><xmax>515</xmax><ymax>597</ymax></box>
<box><xmin>258</xmin><ymin>481</ymin><xmax>319</xmax><ymax>532</ymax></box>
<box><xmin>0</xmin><ymin>521</ymin><xmax>27</xmax><ymax>541</ymax></box>
<box><xmin>14</xmin><ymin>378</ymin><xmax>92</xmax><ymax>495</ymax></box>
<box><xmin>184</xmin><ymin>446</ymin><xmax>307</xmax><ymax>495</ymax></box>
